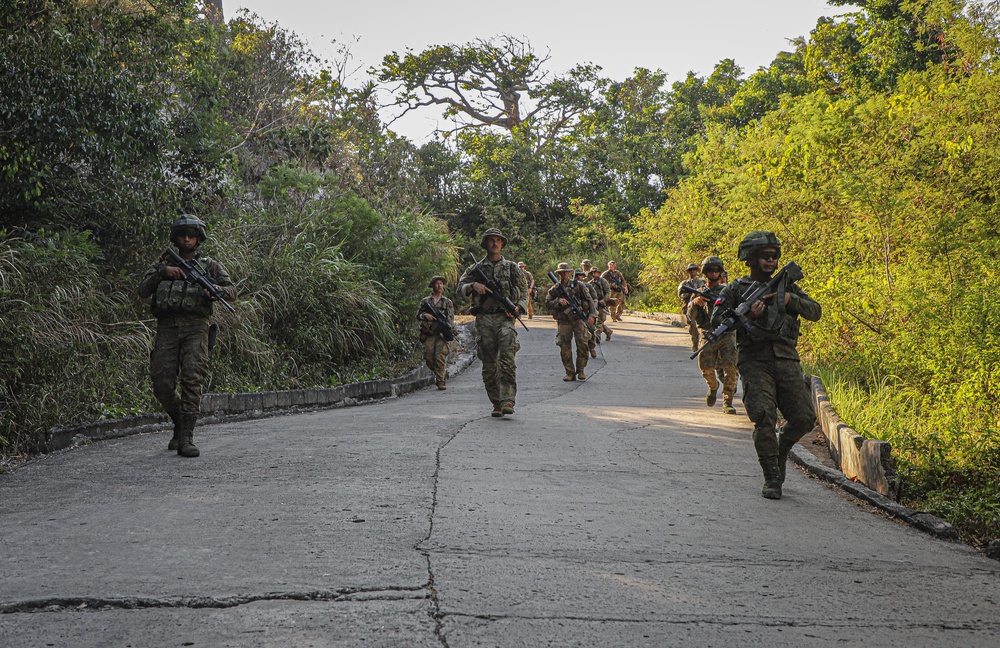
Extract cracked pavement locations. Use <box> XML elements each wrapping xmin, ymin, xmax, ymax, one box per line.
<box><xmin>2</xmin><ymin>316</ymin><xmax>1000</xmax><ymax>647</ymax></box>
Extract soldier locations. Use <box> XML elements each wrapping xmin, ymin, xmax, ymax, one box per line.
<box><xmin>688</xmin><ymin>256</ymin><xmax>738</xmax><ymax>414</ymax></box>
<box><xmin>546</xmin><ymin>263</ymin><xmax>597</xmax><ymax>381</ymax></box>
<box><xmin>581</xmin><ymin>258</ymin><xmax>593</xmax><ymax>275</ymax></box>
<box><xmin>588</xmin><ymin>266</ymin><xmax>613</xmax><ymax>342</ymax></box>
<box><xmin>458</xmin><ymin>228</ymin><xmax>528</xmax><ymax>417</ymax></box>
<box><xmin>418</xmin><ymin>276</ymin><xmax>455</xmax><ymax>390</ymax></box>
<box><xmin>138</xmin><ymin>215</ymin><xmax>237</xmax><ymax>458</ymax></box>
<box><xmin>575</xmin><ymin>268</ymin><xmax>601</xmax><ymax>358</ymax></box>
<box><xmin>517</xmin><ymin>261</ymin><xmax>536</xmax><ymax>319</ymax></box>
<box><xmin>677</xmin><ymin>262</ymin><xmax>706</xmax><ymax>352</ymax></box>
<box><xmin>602</xmin><ymin>261</ymin><xmax>629</xmax><ymax>322</ymax></box>
<box><xmin>712</xmin><ymin>231</ymin><xmax>821</xmax><ymax>500</ymax></box>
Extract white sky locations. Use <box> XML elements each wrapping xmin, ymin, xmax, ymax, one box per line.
<box><xmin>230</xmin><ymin>0</ymin><xmax>846</xmax><ymax>141</ymax></box>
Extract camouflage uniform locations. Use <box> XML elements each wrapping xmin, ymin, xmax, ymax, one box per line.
<box><xmin>602</xmin><ymin>266</ymin><xmax>628</xmax><ymax>321</ymax></box>
<box><xmin>577</xmin><ymin>270</ymin><xmax>600</xmax><ymax>357</ymax></box>
<box><xmin>588</xmin><ymin>269</ymin><xmax>613</xmax><ymax>341</ymax></box>
<box><xmin>138</xmin><ymin>223</ymin><xmax>236</xmax><ymax>457</ymax></box>
<box><xmin>545</xmin><ymin>267</ymin><xmax>597</xmax><ymax>380</ymax></box>
<box><xmin>418</xmin><ymin>290</ymin><xmax>455</xmax><ymax>389</ymax></box>
<box><xmin>518</xmin><ymin>264</ymin><xmax>536</xmax><ymax>319</ymax></box>
<box><xmin>713</xmin><ymin>231</ymin><xmax>821</xmax><ymax>499</ymax></box>
<box><xmin>690</xmin><ymin>283</ymin><xmax>738</xmax><ymax>409</ymax></box>
<box><xmin>678</xmin><ymin>270</ymin><xmax>707</xmax><ymax>351</ymax></box>
<box><xmin>458</xmin><ymin>237</ymin><xmax>528</xmax><ymax>414</ymax></box>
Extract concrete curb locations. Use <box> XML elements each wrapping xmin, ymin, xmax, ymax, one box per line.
<box><xmin>624</xmin><ymin>309</ymin><xmax>686</xmax><ymax>327</ymax></box>
<box><xmin>43</xmin><ymin>323</ymin><xmax>478</xmax><ymax>453</ymax></box>
<box><xmin>789</xmin><ymin>444</ymin><xmax>959</xmax><ymax>541</ymax></box>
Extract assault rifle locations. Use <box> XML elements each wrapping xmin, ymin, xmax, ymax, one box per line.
<box><xmin>467</xmin><ymin>254</ymin><xmax>529</xmax><ymax>331</ymax></box>
<box><xmin>165</xmin><ymin>248</ymin><xmax>236</xmax><ymax>313</ymax></box>
<box><xmin>679</xmin><ymin>284</ymin><xmax>721</xmax><ymax>304</ymax></box>
<box><xmin>691</xmin><ymin>261</ymin><xmax>803</xmax><ymax>360</ymax></box>
<box><xmin>547</xmin><ymin>271</ymin><xmax>597</xmax><ymax>337</ymax></box>
<box><xmin>419</xmin><ymin>301</ymin><xmax>454</xmax><ymax>341</ymax></box>
<box><xmin>606</xmin><ymin>275</ymin><xmax>625</xmax><ymax>292</ymax></box>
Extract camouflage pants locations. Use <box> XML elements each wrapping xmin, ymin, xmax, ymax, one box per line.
<box><xmin>685</xmin><ymin>312</ymin><xmax>699</xmax><ymax>350</ymax></box>
<box><xmin>597</xmin><ymin>307</ymin><xmax>612</xmax><ymax>341</ymax></box>
<box><xmin>150</xmin><ymin>317</ymin><xmax>210</xmax><ymax>420</ymax></box>
<box><xmin>740</xmin><ymin>357</ymin><xmax>816</xmax><ymax>448</ymax></box>
<box><xmin>475</xmin><ymin>314</ymin><xmax>519</xmax><ymax>407</ymax></box>
<box><xmin>698</xmin><ymin>332</ymin><xmax>738</xmax><ymax>397</ymax></box>
<box><xmin>423</xmin><ymin>334</ymin><xmax>450</xmax><ymax>385</ymax></box>
<box><xmin>556</xmin><ymin>319</ymin><xmax>590</xmax><ymax>375</ymax></box>
<box><xmin>609</xmin><ymin>291</ymin><xmax>625</xmax><ymax>320</ymax></box>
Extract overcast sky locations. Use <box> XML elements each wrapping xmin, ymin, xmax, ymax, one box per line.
<box><xmin>230</xmin><ymin>0</ymin><xmax>845</xmax><ymax>141</ymax></box>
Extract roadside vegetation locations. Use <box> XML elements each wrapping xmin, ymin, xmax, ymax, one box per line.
<box><xmin>3</xmin><ymin>0</ymin><xmax>999</xmax><ymax>544</ymax></box>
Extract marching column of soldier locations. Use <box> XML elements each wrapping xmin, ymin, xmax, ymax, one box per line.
<box><xmin>141</xmin><ymin>218</ymin><xmax>819</xmax><ymax>501</ymax></box>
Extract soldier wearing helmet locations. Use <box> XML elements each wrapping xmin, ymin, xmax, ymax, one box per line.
<box><xmin>601</xmin><ymin>261</ymin><xmax>629</xmax><ymax>322</ymax></box>
<box><xmin>587</xmin><ymin>265</ymin><xmax>613</xmax><ymax>342</ymax></box>
<box><xmin>418</xmin><ymin>276</ymin><xmax>455</xmax><ymax>390</ymax></box>
<box><xmin>517</xmin><ymin>261</ymin><xmax>536</xmax><ymax>319</ymax></box>
<box><xmin>545</xmin><ymin>263</ymin><xmax>597</xmax><ymax>381</ymax></box>
<box><xmin>677</xmin><ymin>262</ymin><xmax>707</xmax><ymax>352</ymax></box>
<box><xmin>457</xmin><ymin>228</ymin><xmax>528</xmax><ymax>417</ymax></box>
<box><xmin>138</xmin><ymin>215</ymin><xmax>237</xmax><ymax>458</ymax></box>
<box><xmin>712</xmin><ymin>231</ymin><xmax>821</xmax><ymax>500</ymax></box>
<box><xmin>688</xmin><ymin>256</ymin><xmax>738</xmax><ymax>414</ymax></box>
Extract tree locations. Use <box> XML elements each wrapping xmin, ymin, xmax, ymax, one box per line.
<box><xmin>376</xmin><ymin>35</ymin><xmax>600</xmax><ymax>152</ymax></box>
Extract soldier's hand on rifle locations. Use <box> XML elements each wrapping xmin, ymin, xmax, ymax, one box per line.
<box><xmin>472</xmin><ymin>282</ymin><xmax>492</xmax><ymax>296</ymax></box>
<box><xmin>558</xmin><ymin>297</ymin><xmax>569</xmax><ymax>307</ymax></box>
<box><xmin>163</xmin><ymin>266</ymin><xmax>185</xmax><ymax>280</ymax></box>
<box><xmin>761</xmin><ymin>292</ymin><xmax>791</xmax><ymax>305</ymax></box>
<box><xmin>421</xmin><ymin>313</ymin><xmax>434</xmax><ymax>321</ymax></box>
<box><xmin>747</xmin><ymin>299</ymin><xmax>767</xmax><ymax>320</ymax></box>
<box><xmin>692</xmin><ymin>295</ymin><xmax>708</xmax><ymax>308</ymax></box>
<box><xmin>588</xmin><ymin>316</ymin><xmax>595</xmax><ymax>326</ymax></box>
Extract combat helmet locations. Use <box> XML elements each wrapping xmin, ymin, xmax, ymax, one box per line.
<box><xmin>738</xmin><ymin>230</ymin><xmax>781</xmax><ymax>261</ymax></box>
<box><xmin>170</xmin><ymin>215</ymin><xmax>207</xmax><ymax>243</ymax></box>
<box><xmin>479</xmin><ymin>228</ymin><xmax>508</xmax><ymax>249</ymax></box>
<box><xmin>700</xmin><ymin>256</ymin><xmax>725</xmax><ymax>273</ymax></box>
<box><xmin>686</xmin><ymin>262</ymin><xmax>700</xmax><ymax>271</ymax></box>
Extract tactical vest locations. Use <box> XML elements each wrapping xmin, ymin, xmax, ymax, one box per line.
<box><xmin>150</xmin><ymin>258</ymin><xmax>217</xmax><ymax>318</ymax></box>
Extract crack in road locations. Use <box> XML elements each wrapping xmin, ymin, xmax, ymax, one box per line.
<box><xmin>440</xmin><ymin>610</ymin><xmax>1000</xmax><ymax>631</ymax></box>
<box><xmin>0</xmin><ymin>585</ymin><xmax>428</xmax><ymax>614</ymax></box>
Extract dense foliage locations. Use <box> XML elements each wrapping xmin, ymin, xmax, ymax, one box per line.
<box><xmin>0</xmin><ymin>1</ymin><xmax>456</xmax><ymax>456</ymax></box>
<box><xmin>635</xmin><ymin>0</ymin><xmax>1000</xmax><ymax>544</ymax></box>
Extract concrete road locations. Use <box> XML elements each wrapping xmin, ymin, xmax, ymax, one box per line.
<box><xmin>2</xmin><ymin>315</ymin><xmax>999</xmax><ymax>647</ymax></box>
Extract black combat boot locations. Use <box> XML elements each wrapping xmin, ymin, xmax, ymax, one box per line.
<box><xmin>176</xmin><ymin>414</ymin><xmax>200</xmax><ymax>458</ymax></box>
<box><xmin>753</xmin><ymin>427</ymin><xmax>782</xmax><ymax>499</ymax></box>
<box><xmin>777</xmin><ymin>434</ymin><xmax>798</xmax><ymax>483</ymax></box>
<box><xmin>165</xmin><ymin>406</ymin><xmax>182</xmax><ymax>450</ymax></box>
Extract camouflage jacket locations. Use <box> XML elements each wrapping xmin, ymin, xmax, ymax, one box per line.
<box><xmin>688</xmin><ymin>282</ymin><xmax>729</xmax><ymax>333</ymax></box>
<box><xmin>457</xmin><ymin>256</ymin><xmax>528</xmax><ymax>316</ymax></box>
<box><xmin>418</xmin><ymin>295</ymin><xmax>455</xmax><ymax>338</ymax></box>
<box><xmin>587</xmin><ymin>275</ymin><xmax>612</xmax><ymax>303</ymax></box>
<box><xmin>711</xmin><ymin>276</ymin><xmax>821</xmax><ymax>362</ymax></box>
<box><xmin>677</xmin><ymin>277</ymin><xmax>708</xmax><ymax>307</ymax></box>
<box><xmin>602</xmin><ymin>269</ymin><xmax>627</xmax><ymax>293</ymax></box>
<box><xmin>545</xmin><ymin>280</ymin><xmax>597</xmax><ymax>323</ymax></box>
<box><xmin>139</xmin><ymin>250</ymin><xmax>236</xmax><ymax>319</ymax></box>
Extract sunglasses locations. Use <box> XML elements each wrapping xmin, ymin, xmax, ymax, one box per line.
<box><xmin>756</xmin><ymin>251</ymin><xmax>780</xmax><ymax>261</ymax></box>
<box><xmin>704</xmin><ymin>268</ymin><xmax>722</xmax><ymax>273</ymax></box>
